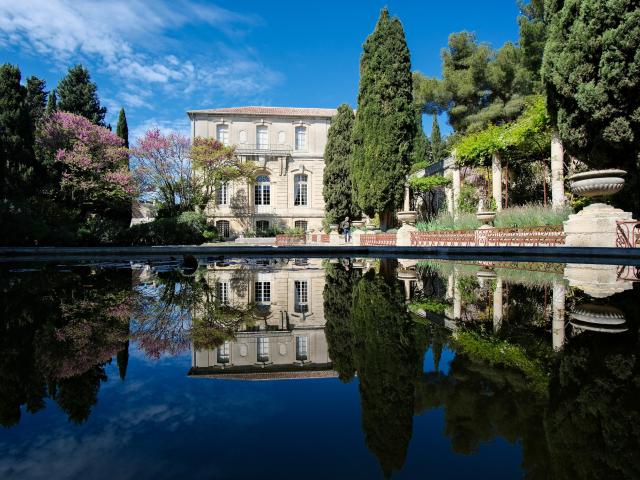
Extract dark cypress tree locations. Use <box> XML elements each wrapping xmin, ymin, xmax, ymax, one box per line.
<box><xmin>116</xmin><ymin>108</ymin><xmax>129</xmax><ymax>148</ymax></box>
<box><xmin>410</xmin><ymin>107</ymin><xmax>431</xmax><ymax>165</ymax></box>
<box><xmin>117</xmin><ymin>341</ymin><xmax>129</xmax><ymax>381</ymax></box>
<box><xmin>430</xmin><ymin>114</ymin><xmax>445</xmax><ymax>162</ymax></box>
<box><xmin>57</xmin><ymin>65</ymin><xmax>107</xmax><ymax>125</ymax></box>
<box><xmin>0</xmin><ymin>64</ymin><xmax>33</xmax><ymax>198</ymax></box>
<box><xmin>25</xmin><ymin>76</ymin><xmax>47</xmax><ymax>129</ymax></box>
<box><xmin>351</xmin><ymin>8</ymin><xmax>417</xmax><ymax>230</ymax></box>
<box><xmin>323</xmin><ymin>261</ymin><xmax>358</xmax><ymax>382</ymax></box>
<box><xmin>323</xmin><ymin>104</ymin><xmax>358</xmax><ymax>224</ymax></box>
<box><xmin>542</xmin><ymin>0</ymin><xmax>640</xmax><ymax>214</ymax></box>
<box><xmin>44</xmin><ymin>88</ymin><xmax>57</xmax><ymax>117</ymax></box>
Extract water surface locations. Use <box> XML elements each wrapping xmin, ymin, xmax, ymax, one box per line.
<box><xmin>1</xmin><ymin>258</ymin><xmax>639</xmax><ymax>479</ymax></box>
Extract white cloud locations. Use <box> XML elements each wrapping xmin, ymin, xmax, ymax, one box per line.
<box><xmin>0</xmin><ymin>0</ymin><xmax>281</xmax><ymax>110</ymax></box>
<box><xmin>129</xmin><ymin>117</ymin><xmax>191</xmax><ymax>144</ymax></box>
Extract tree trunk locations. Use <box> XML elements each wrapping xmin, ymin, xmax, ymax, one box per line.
<box><xmin>379</xmin><ymin>210</ymin><xmax>394</xmax><ymax>231</ymax></box>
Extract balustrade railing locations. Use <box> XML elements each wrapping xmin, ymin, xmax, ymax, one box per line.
<box><xmin>308</xmin><ymin>233</ymin><xmax>330</xmax><ymax>243</ymax></box>
<box><xmin>410</xmin><ymin>225</ymin><xmax>565</xmax><ymax>247</ymax></box>
<box><xmin>616</xmin><ymin>221</ymin><xmax>640</xmax><ymax>248</ymax></box>
<box><xmin>484</xmin><ymin>225</ymin><xmax>565</xmax><ymax>246</ymax></box>
<box><xmin>617</xmin><ymin>265</ymin><xmax>640</xmax><ymax>281</ymax></box>
<box><xmin>411</xmin><ymin>230</ymin><xmax>476</xmax><ymax>246</ymax></box>
<box><xmin>275</xmin><ymin>234</ymin><xmax>306</xmax><ymax>246</ymax></box>
<box><xmin>360</xmin><ymin>233</ymin><xmax>396</xmax><ymax>246</ymax></box>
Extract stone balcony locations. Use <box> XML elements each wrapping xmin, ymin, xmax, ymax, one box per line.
<box><xmin>234</xmin><ymin>144</ymin><xmax>292</xmax><ymax>157</ymax></box>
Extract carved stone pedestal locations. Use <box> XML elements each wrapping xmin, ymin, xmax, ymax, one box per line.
<box><xmin>563</xmin><ymin>203</ymin><xmax>634</xmax><ymax>247</ymax></box>
<box><xmin>564</xmin><ymin>263</ymin><xmax>633</xmax><ymax>298</ymax></box>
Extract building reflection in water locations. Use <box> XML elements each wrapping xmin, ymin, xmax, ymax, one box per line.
<box><xmin>189</xmin><ymin>258</ymin><xmax>335</xmax><ymax>380</ymax></box>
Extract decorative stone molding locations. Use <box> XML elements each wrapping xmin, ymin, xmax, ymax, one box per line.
<box><xmin>570</xmin><ymin>303</ymin><xmax>628</xmax><ymax>333</ymax></box>
<box><xmin>568</xmin><ymin>169</ymin><xmax>626</xmax><ymax>198</ymax></box>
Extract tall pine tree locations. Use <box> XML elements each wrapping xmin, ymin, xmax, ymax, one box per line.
<box><xmin>25</xmin><ymin>76</ymin><xmax>47</xmax><ymax>129</ymax></box>
<box><xmin>542</xmin><ymin>0</ymin><xmax>640</xmax><ymax>214</ymax></box>
<box><xmin>0</xmin><ymin>64</ymin><xmax>33</xmax><ymax>198</ymax></box>
<box><xmin>351</xmin><ymin>8</ymin><xmax>417</xmax><ymax>230</ymax></box>
<box><xmin>57</xmin><ymin>65</ymin><xmax>107</xmax><ymax>125</ymax></box>
<box><xmin>114</xmin><ymin>107</ymin><xmax>132</xmax><ymax>225</ymax></box>
<box><xmin>323</xmin><ymin>104</ymin><xmax>358</xmax><ymax>224</ymax></box>
<box><xmin>430</xmin><ymin>114</ymin><xmax>445</xmax><ymax>162</ymax></box>
<box><xmin>44</xmin><ymin>89</ymin><xmax>57</xmax><ymax>117</ymax></box>
<box><xmin>116</xmin><ymin>108</ymin><xmax>129</xmax><ymax>148</ymax></box>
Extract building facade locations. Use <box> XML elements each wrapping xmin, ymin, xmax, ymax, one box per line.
<box><xmin>189</xmin><ymin>258</ymin><xmax>334</xmax><ymax>380</ymax></box>
<box><xmin>187</xmin><ymin>106</ymin><xmax>336</xmax><ymax>238</ymax></box>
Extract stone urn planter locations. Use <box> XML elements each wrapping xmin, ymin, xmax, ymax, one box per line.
<box><xmin>351</xmin><ymin>220</ymin><xmax>366</xmax><ymax>229</ymax></box>
<box><xmin>476</xmin><ymin>211</ymin><xmax>496</xmax><ymax>226</ymax></box>
<box><xmin>397</xmin><ymin>211</ymin><xmax>418</xmax><ymax>226</ymax></box>
<box><xmin>570</xmin><ymin>303</ymin><xmax>627</xmax><ymax>333</ymax></box>
<box><xmin>568</xmin><ymin>169</ymin><xmax>626</xmax><ymax>198</ymax></box>
<box><xmin>564</xmin><ymin>169</ymin><xmax>634</xmax><ymax>247</ymax></box>
<box><xmin>397</xmin><ymin>268</ymin><xmax>417</xmax><ymax>280</ymax></box>
<box><xmin>329</xmin><ymin>224</ymin><xmax>339</xmax><ymax>233</ymax></box>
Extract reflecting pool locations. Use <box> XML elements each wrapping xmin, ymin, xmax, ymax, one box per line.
<box><xmin>1</xmin><ymin>258</ymin><xmax>639</xmax><ymax>479</ymax></box>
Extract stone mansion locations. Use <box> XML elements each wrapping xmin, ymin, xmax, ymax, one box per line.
<box><xmin>187</xmin><ymin>106</ymin><xmax>336</xmax><ymax>238</ymax></box>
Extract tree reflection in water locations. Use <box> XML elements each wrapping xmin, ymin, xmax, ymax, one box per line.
<box><xmin>0</xmin><ymin>266</ymin><xmax>131</xmax><ymax>426</ymax></box>
<box><xmin>325</xmin><ymin>259</ymin><xmax>428</xmax><ymax>478</ymax></box>
<box><xmin>325</xmin><ymin>260</ymin><xmax>640</xmax><ymax>479</ymax></box>
<box><xmin>1</xmin><ymin>259</ymin><xmax>639</xmax><ymax>479</ymax></box>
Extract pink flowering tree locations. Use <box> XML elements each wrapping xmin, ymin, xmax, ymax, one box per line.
<box><xmin>132</xmin><ymin>129</ymin><xmax>258</xmax><ymax>216</ymax></box>
<box><xmin>37</xmin><ymin>112</ymin><xmax>136</xmax><ymax>208</ymax></box>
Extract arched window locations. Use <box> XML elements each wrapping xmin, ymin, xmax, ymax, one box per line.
<box><xmin>216</xmin><ymin>220</ymin><xmax>230</xmax><ymax>238</ymax></box>
<box><xmin>216</xmin><ymin>124</ymin><xmax>229</xmax><ymax>144</ymax></box>
<box><xmin>256</xmin><ymin>125</ymin><xmax>268</xmax><ymax>150</ymax></box>
<box><xmin>295</xmin><ymin>126</ymin><xmax>307</xmax><ymax>151</ymax></box>
<box><xmin>216</xmin><ymin>181</ymin><xmax>228</xmax><ymax>205</ymax></box>
<box><xmin>294</xmin><ymin>174</ymin><xmax>308</xmax><ymax>206</ymax></box>
<box><xmin>255</xmin><ymin>175</ymin><xmax>271</xmax><ymax>205</ymax></box>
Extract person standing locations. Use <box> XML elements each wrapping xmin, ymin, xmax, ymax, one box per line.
<box><xmin>340</xmin><ymin>216</ymin><xmax>351</xmax><ymax>243</ymax></box>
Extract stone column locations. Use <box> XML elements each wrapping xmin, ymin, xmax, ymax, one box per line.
<box><xmin>492</xmin><ymin>152</ymin><xmax>502</xmax><ymax>211</ymax></box>
<box><xmin>453</xmin><ymin>271</ymin><xmax>461</xmax><ymax>320</ymax></box>
<box><xmin>404</xmin><ymin>185</ymin><xmax>411</xmax><ymax>212</ymax></box>
<box><xmin>551</xmin><ymin>132</ymin><xmax>565</xmax><ymax>209</ymax></box>
<box><xmin>552</xmin><ymin>279</ymin><xmax>566</xmax><ymax>351</ymax></box>
<box><xmin>452</xmin><ymin>167</ymin><xmax>461</xmax><ymax>216</ymax></box>
<box><xmin>445</xmin><ymin>185</ymin><xmax>454</xmax><ymax>214</ymax></box>
<box><xmin>493</xmin><ymin>278</ymin><xmax>503</xmax><ymax>333</ymax></box>
<box><xmin>446</xmin><ymin>273</ymin><xmax>454</xmax><ymax>300</ymax></box>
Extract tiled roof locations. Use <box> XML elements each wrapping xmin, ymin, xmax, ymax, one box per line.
<box><xmin>187</xmin><ymin>106</ymin><xmax>337</xmax><ymax>117</ymax></box>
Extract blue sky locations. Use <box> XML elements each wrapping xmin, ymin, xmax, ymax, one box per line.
<box><xmin>1</xmin><ymin>1</ymin><xmax>520</xmax><ymax>142</ymax></box>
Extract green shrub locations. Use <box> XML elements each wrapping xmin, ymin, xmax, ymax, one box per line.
<box><xmin>255</xmin><ymin>225</ymin><xmax>284</xmax><ymax>237</ymax></box>
<box><xmin>494</xmin><ymin>204</ymin><xmax>572</xmax><ymax>228</ymax></box>
<box><xmin>417</xmin><ymin>212</ymin><xmax>480</xmax><ymax>231</ymax></box>
<box><xmin>408</xmin><ymin>299</ymin><xmax>450</xmax><ymax>314</ymax></box>
<box><xmin>453</xmin><ymin>330</ymin><xmax>549</xmax><ymax>393</ymax></box>
<box><xmin>284</xmin><ymin>227</ymin><xmax>305</xmax><ymax>236</ymax></box>
<box><xmin>457</xmin><ymin>184</ymin><xmax>479</xmax><ymax>213</ymax></box>
<box><xmin>417</xmin><ymin>204</ymin><xmax>572</xmax><ymax>232</ymax></box>
<box><xmin>77</xmin><ymin>216</ymin><xmax>129</xmax><ymax>245</ymax></box>
<box><xmin>129</xmin><ymin>210</ymin><xmax>213</xmax><ymax>245</ymax></box>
